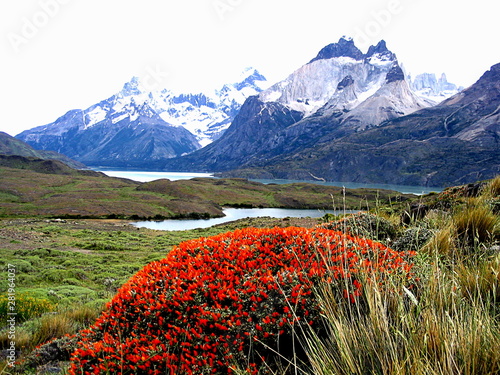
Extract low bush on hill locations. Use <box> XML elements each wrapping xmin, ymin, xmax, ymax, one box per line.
<box><xmin>67</xmin><ymin>227</ymin><xmax>415</xmax><ymax>374</ymax></box>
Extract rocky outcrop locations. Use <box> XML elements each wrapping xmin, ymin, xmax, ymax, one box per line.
<box><xmin>245</xmin><ymin>63</ymin><xmax>500</xmax><ymax>187</ymax></box>
<box><xmin>161</xmin><ymin>38</ymin><xmax>437</xmax><ymax>176</ymax></box>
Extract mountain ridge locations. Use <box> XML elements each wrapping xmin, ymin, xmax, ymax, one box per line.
<box><xmin>155</xmin><ymin>52</ymin><xmax>497</xmax><ymax>187</ymax></box>
<box><xmin>155</xmin><ymin>38</ymin><xmax>444</xmax><ymax>175</ymax></box>
<box><xmin>0</xmin><ymin>131</ymin><xmax>86</xmax><ymax>169</ymax></box>
<box><xmin>220</xmin><ymin>63</ymin><xmax>500</xmax><ymax>186</ymax></box>
<box><xmin>12</xmin><ymin>38</ymin><xmax>477</xmax><ymax>186</ymax></box>
<box><xmin>16</xmin><ymin>68</ymin><xmax>268</xmax><ymax>167</ymax></box>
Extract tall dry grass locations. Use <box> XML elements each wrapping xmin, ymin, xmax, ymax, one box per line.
<box><xmin>285</xmin><ymin>178</ymin><xmax>500</xmax><ymax>375</ymax></box>
<box><xmin>299</xmin><ymin>257</ymin><xmax>500</xmax><ymax>375</ymax></box>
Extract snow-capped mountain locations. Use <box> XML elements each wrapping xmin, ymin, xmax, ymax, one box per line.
<box><xmin>166</xmin><ymin>56</ymin><xmax>499</xmax><ymax>187</ymax></box>
<box><xmin>409</xmin><ymin>72</ymin><xmax>463</xmax><ymax>103</ymax></box>
<box><xmin>79</xmin><ymin>67</ymin><xmax>267</xmax><ymax>146</ymax></box>
<box><xmin>259</xmin><ymin>38</ymin><xmax>427</xmax><ymax>121</ymax></box>
<box><xmin>17</xmin><ymin>103</ymin><xmax>202</xmax><ymax>168</ymax></box>
<box><xmin>16</xmin><ymin>68</ymin><xmax>268</xmax><ymax>167</ymax></box>
<box><xmin>165</xmin><ymin>37</ymin><xmax>437</xmax><ymax>172</ymax></box>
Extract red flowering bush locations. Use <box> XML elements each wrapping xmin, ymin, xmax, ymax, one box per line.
<box><xmin>69</xmin><ymin>227</ymin><xmax>415</xmax><ymax>374</ymax></box>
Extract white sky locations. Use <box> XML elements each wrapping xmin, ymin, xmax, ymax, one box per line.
<box><xmin>1</xmin><ymin>0</ymin><xmax>499</xmax><ymax>136</ymax></box>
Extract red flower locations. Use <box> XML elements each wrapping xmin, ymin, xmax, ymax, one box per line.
<box><xmin>69</xmin><ymin>227</ymin><xmax>415</xmax><ymax>375</ymax></box>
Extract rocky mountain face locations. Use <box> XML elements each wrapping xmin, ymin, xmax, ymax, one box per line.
<box><xmin>161</xmin><ymin>38</ymin><xmax>437</xmax><ymax>174</ymax></box>
<box><xmin>0</xmin><ymin>131</ymin><xmax>86</xmax><ymax>169</ymax></box>
<box><xmin>224</xmin><ymin>63</ymin><xmax>500</xmax><ymax>187</ymax></box>
<box><xmin>16</xmin><ymin>68</ymin><xmax>268</xmax><ymax>167</ymax></box>
<box><xmin>409</xmin><ymin>72</ymin><xmax>463</xmax><ymax>103</ymax></box>
<box><xmin>159</xmin><ymin>39</ymin><xmax>497</xmax><ymax>187</ymax></box>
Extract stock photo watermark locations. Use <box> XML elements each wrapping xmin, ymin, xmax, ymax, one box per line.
<box><xmin>212</xmin><ymin>0</ymin><xmax>245</xmax><ymax>21</ymax></box>
<box><xmin>5</xmin><ymin>264</ymin><xmax>18</xmax><ymax>368</ymax></box>
<box><xmin>353</xmin><ymin>0</ymin><xmax>417</xmax><ymax>50</ymax></box>
<box><xmin>8</xmin><ymin>0</ymin><xmax>73</xmax><ymax>54</ymax></box>
<box><xmin>138</xmin><ymin>64</ymin><xmax>170</xmax><ymax>92</ymax></box>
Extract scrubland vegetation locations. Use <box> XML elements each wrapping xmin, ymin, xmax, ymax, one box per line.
<box><xmin>0</xmin><ymin>176</ymin><xmax>498</xmax><ymax>374</ymax></box>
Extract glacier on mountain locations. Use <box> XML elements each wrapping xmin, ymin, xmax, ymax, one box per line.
<box><xmin>79</xmin><ymin>68</ymin><xmax>268</xmax><ymax>147</ymax></box>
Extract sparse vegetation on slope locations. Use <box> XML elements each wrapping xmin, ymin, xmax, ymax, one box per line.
<box><xmin>0</xmin><ymin>163</ymin><xmax>413</xmax><ymax>219</ymax></box>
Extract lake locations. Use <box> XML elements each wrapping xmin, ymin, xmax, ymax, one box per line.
<box><xmin>95</xmin><ymin>169</ymin><xmax>433</xmax><ymax>231</ymax></box>
<box><xmin>132</xmin><ymin>208</ymin><xmax>355</xmax><ymax>231</ymax></box>
<box><xmin>95</xmin><ymin>169</ymin><xmax>443</xmax><ymax>195</ymax></box>
<box><xmin>95</xmin><ymin>170</ymin><xmax>214</xmax><ymax>182</ymax></box>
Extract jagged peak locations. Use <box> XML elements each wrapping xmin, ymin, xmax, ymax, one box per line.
<box><xmin>119</xmin><ymin>76</ymin><xmax>146</xmax><ymax>97</ymax></box>
<box><xmin>309</xmin><ymin>37</ymin><xmax>364</xmax><ymax>63</ymax></box>
<box><xmin>233</xmin><ymin>68</ymin><xmax>268</xmax><ymax>91</ymax></box>
<box><xmin>364</xmin><ymin>40</ymin><xmax>398</xmax><ymax>65</ymax></box>
<box><xmin>238</xmin><ymin>67</ymin><xmax>267</xmax><ymax>81</ymax></box>
<box><xmin>366</xmin><ymin>40</ymin><xmax>389</xmax><ymax>56</ymax></box>
<box><xmin>309</xmin><ymin>37</ymin><xmax>399</xmax><ymax>66</ymax></box>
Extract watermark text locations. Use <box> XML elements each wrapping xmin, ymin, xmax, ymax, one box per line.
<box><xmin>8</xmin><ymin>0</ymin><xmax>73</xmax><ymax>53</ymax></box>
<box><xmin>213</xmin><ymin>0</ymin><xmax>245</xmax><ymax>21</ymax></box>
<box><xmin>6</xmin><ymin>264</ymin><xmax>17</xmax><ymax>368</ymax></box>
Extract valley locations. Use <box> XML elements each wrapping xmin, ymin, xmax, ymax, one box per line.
<box><xmin>0</xmin><ymin>156</ymin><xmax>414</xmax><ymax>220</ymax></box>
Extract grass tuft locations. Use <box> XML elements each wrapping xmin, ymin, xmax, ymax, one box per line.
<box><xmin>31</xmin><ymin>314</ymin><xmax>75</xmax><ymax>348</ymax></box>
<box><xmin>453</xmin><ymin>200</ymin><xmax>498</xmax><ymax>252</ymax></box>
<box><xmin>485</xmin><ymin>175</ymin><xmax>500</xmax><ymax>198</ymax></box>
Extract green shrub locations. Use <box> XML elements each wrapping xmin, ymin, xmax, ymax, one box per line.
<box><xmin>0</xmin><ymin>294</ymin><xmax>55</xmax><ymax>323</ymax></box>
<box><xmin>392</xmin><ymin>227</ymin><xmax>434</xmax><ymax>252</ymax></box>
<box><xmin>41</xmin><ymin>269</ymin><xmax>74</xmax><ymax>284</ymax></box>
<box><xmin>1</xmin><ymin>259</ymin><xmax>35</xmax><ymax>275</ymax></box>
<box><xmin>319</xmin><ymin>212</ymin><xmax>398</xmax><ymax>243</ymax></box>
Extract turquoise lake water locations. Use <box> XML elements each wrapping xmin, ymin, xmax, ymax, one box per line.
<box><xmin>131</xmin><ymin>208</ymin><xmax>356</xmax><ymax>231</ymax></box>
<box><xmin>94</xmin><ymin>169</ymin><xmax>441</xmax><ymax>231</ymax></box>
<box><xmin>96</xmin><ymin>169</ymin><xmax>443</xmax><ymax>195</ymax></box>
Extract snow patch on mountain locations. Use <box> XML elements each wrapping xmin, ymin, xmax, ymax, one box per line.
<box><xmin>75</xmin><ymin>68</ymin><xmax>268</xmax><ymax>147</ymax></box>
<box><xmin>260</xmin><ymin>57</ymin><xmax>372</xmax><ymax>116</ymax></box>
<box><xmin>259</xmin><ymin>37</ymin><xmax>407</xmax><ymax>119</ymax></box>
<box><xmin>84</xmin><ymin>106</ymin><xmax>107</xmax><ymax>128</ymax></box>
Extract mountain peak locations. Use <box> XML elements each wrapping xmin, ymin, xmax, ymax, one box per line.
<box><xmin>233</xmin><ymin>68</ymin><xmax>268</xmax><ymax>91</ymax></box>
<box><xmin>239</xmin><ymin>67</ymin><xmax>265</xmax><ymax>80</ymax></box>
<box><xmin>365</xmin><ymin>40</ymin><xmax>398</xmax><ymax>65</ymax></box>
<box><xmin>309</xmin><ymin>37</ymin><xmax>364</xmax><ymax>63</ymax></box>
<box><xmin>121</xmin><ymin>77</ymin><xmax>143</xmax><ymax>96</ymax></box>
<box><xmin>410</xmin><ymin>72</ymin><xmax>463</xmax><ymax>102</ymax></box>
<box><xmin>366</xmin><ymin>40</ymin><xmax>389</xmax><ymax>56</ymax></box>
<box><xmin>486</xmin><ymin>62</ymin><xmax>500</xmax><ymax>75</ymax></box>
